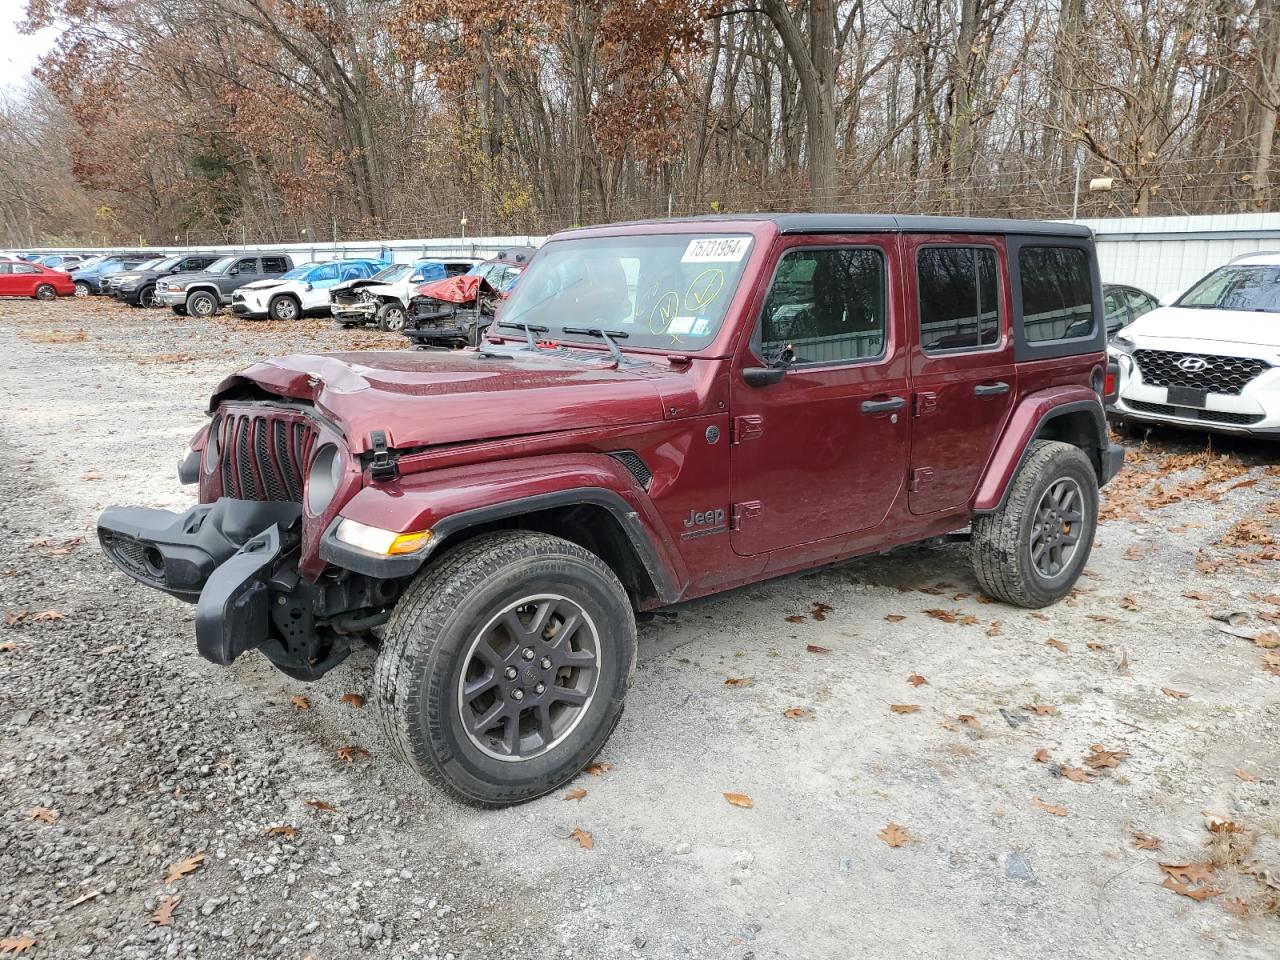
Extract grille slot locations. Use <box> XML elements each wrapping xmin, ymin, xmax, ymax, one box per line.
<box><xmin>1132</xmin><ymin>349</ymin><xmax>1269</xmax><ymax>396</ymax></box>
<box><xmin>609</xmin><ymin>450</ymin><xmax>652</xmax><ymax>488</ymax></box>
<box><xmin>1125</xmin><ymin>399</ymin><xmax>1265</xmax><ymax>426</ymax></box>
<box><xmin>218</xmin><ymin>410</ymin><xmax>314</xmax><ymax>502</ymax></box>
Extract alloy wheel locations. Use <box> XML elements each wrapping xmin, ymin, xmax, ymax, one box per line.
<box><xmin>1029</xmin><ymin>477</ymin><xmax>1084</xmax><ymax>580</ymax></box>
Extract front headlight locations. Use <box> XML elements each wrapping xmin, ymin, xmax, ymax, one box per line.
<box><xmin>307</xmin><ymin>444</ymin><xmax>344</xmax><ymax>514</ymax></box>
<box><xmin>334</xmin><ymin>518</ymin><xmax>432</xmax><ymax>556</ymax></box>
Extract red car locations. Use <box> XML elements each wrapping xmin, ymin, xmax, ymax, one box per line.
<box><xmin>0</xmin><ymin>259</ymin><xmax>77</xmax><ymax>300</ymax></box>
<box><xmin>99</xmin><ymin>214</ymin><xmax>1122</xmax><ymax>805</ymax></box>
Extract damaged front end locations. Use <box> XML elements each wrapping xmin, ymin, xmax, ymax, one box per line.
<box><xmin>98</xmin><ymin>398</ymin><xmax>407</xmax><ymax>681</ymax></box>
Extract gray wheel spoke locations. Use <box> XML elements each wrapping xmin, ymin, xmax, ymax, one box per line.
<box><xmin>501</xmin><ymin>711</ymin><xmax>521</xmax><ymax>755</ymax></box>
<box><xmin>469</xmin><ymin>700</ymin><xmax>504</xmax><ymax>735</ymax></box>
<box><xmin>549</xmin><ymin>686</ymin><xmax>591</xmax><ymax>706</ymax></box>
<box><xmin>463</xmin><ymin>671</ymin><xmax>497</xmax><ymax>700</ymax></box>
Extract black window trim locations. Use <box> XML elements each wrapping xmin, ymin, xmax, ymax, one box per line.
<box><xmin>752</xmin><ymin>241</ymin><xmax>891</xmax><ymax>371</ymax></box>
<box><xmin>1008</xmin><ymin>234</ymin><xmax>1105</xmax><ymax>361</ymax></box>
<box><xmin>915</xmin><ymin>241</ymin><xmax>1004</xmax><ymax>357</ymax></box>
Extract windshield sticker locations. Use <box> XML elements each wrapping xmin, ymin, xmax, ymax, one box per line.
<box><xmin>684</xmin><ymin>269</ymin><xmax>725</xmax><ymax>310</ymax></box>
<box><xmin>648</xmin><ymin>290</ymin><xmax>681</xmax><ymax>334</ymax></box>
<box><xmin>667</xmin><ymin>315</ymin><xmax>698</xmax><ymax>336</ymax></box>
<box><xmin>691</xmin><ymin>317</ymin><xmax>711</xmax><ymax>336</ymax></box>
<box><xmin>681</xmin><ymin>237</ymin><xmax>752</xmax><ymax>263</ymax></box>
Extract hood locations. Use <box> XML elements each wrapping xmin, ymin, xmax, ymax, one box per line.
<box><xmin>1122</xmin><ymin>305</ymin><xmax>1280</xmax><ymax>350</ymax></box>
<box><xmin>332</xmin><ymin>278</ymin><xmax>391</xmax><ymax>295</ymax></box>
<box><xmin>239</xmin><ymin>278</ymin><xmax>290</xmax><ymax>291</ymax></box>
<box><xmin>414</xmin><ymin>274</ymin><xmax>496</xmax><ymax>304</ymax></box>
<box><xmin>161</xmin><ymin>270</ymin><xmax>221</xmax><ymax>285</ymax></box>
<box><xmin>210</xmin><ymin>349</ymin><xmax>698</xmax><ymax>453</ymax></box>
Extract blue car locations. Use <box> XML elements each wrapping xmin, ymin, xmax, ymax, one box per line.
<box><xmin>70</xmin><ymin>255</ymin><xmax>153</xmax><ymax>296</ymax></box>
<box><xmin>231</xmin><ymin>258</ymin><xmax>387</xmax><ymax>320</ymax></box>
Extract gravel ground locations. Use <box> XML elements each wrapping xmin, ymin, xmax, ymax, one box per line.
<box><xmin>1</xmin><ymin>297</ymin><xmax>1279</xmax><ymax>960</ymax></box>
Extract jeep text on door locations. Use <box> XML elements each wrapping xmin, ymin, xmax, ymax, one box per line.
<box><xmin>98</xmin><ymin>215</ymin><xmax>1123</xmax><ymax>806</ymax></box>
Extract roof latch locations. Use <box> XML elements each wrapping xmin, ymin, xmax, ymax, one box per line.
<box><xmin>368</xmin><ymin>430</ymin><xmax>399</xmax><ymax>482</ymax></box>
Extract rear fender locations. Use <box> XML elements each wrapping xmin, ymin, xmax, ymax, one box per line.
<box><xmin>972</xmin><ymin>387</ymin><xmax>1111</xmax><ymax>513</ymax></box>
<box><xmin>319</xmin><ymin>453</ymin><xmax>684</xmax><ymax>603</ymax></box>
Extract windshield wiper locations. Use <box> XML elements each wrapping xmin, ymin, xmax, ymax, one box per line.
<box><xmin>497</xmin><ymin>320</ymin><xmax>549</xmax><ymax>350</ymax></box>
<box><xmin>561</xmin><ymin>326</ymin><xmax>629</xmax><ymax>364</ymax></box>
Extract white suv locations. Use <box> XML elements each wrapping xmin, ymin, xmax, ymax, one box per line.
<box><xmin>1109</xmin><ymin>252</ymin><xmax>1280</xmax><ymax>439</ymax></box>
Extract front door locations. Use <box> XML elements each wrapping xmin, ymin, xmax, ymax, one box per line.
<box><xmin>729</xmin><ymin>236</ymin><xmax>910</xmax><ymax>556</ymax></box>
<box><xmin>0</xmin><ymin>263</ymin><xmax>16</xmax><ymax>296</ymax></box>
<box><xmin>905</xmin><ymin>236</ymin><xmax>1016</xmax><ymax>515</ymax></box>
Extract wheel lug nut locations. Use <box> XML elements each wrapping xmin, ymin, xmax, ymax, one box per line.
<box><xmin>540</xmin><ymin>657</ymin><xmax>552</xmax><ymax>670</ymax></box>
<box><xmin>504</xmin><ymin>666</ymin><xmax>518</xmax><ymax>680</ymax></box>
<box><xmin>521</xmin><ymin>647</ymin><xmax>535</xmax><ymax>661</ymax></box>
<box><xmin>511</xmin><ymin>689</ymin><xmax>524</xmax><ymax>701</ymax></box>
<box><xmin>534</xmin><ymin>682</ymin><xmax>546</xmax><ymax>695</ymax></box>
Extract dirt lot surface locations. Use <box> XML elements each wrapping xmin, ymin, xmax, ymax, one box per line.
<box><xmin>2</xmin><ymin>298</ymin><xmax>1279</xmax><ymax>960</ymax></box>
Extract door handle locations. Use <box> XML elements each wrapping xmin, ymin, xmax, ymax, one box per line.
<box><xmin>860</xmin><ymin>396</ymin><xmax>906</xmax><ymax>415</ymax></box>
<box><xmin>973</xmin><ymin>381</ymin><xmax>1010</xmax><ymax>397</ymax></box>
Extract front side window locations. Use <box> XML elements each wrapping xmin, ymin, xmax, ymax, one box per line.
<box><xmin>917</xmin><ymin>246</ymin><xmax>1000</xmax><ymax>353</ymax></box>
<box><xmin>309</xmin><ymin>263</ymin><xmax>340</xmax><ymax>283</ymax></box>
<box><xmin>761</xmin><ymin>247</ymin><xmax>887</xmax><ymax>364</ymax></box>
<box><xmin>1019</xmin><ymin>246</ymin><xmax>1093</xmax><ymax>341</ymax></box>
<box><xmin>234</xmin><ymin>257</ymin><xmax>259</xmax><ymax>274</ymax></box>
<box><xmin>500</xmin><ymin>233</ymin><xmax>755</xmax><ymax>350</ymax></box>
<box><xmin>1176</xmin><ymin>264</ymin><xmax>1280</xmax><ymax>313</ymax></box>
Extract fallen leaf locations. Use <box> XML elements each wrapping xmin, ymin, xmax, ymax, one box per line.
<box><xmin>338</xmin><ymin>693</ymin><xmax>365</xmax><ymax>708</ymax></box>
<box><xmin>1161</xmin><ymin>876</ymin><xmax>1220</xmax><ymax>902</ymax></box>
<box><xmin>924</xmin><ymin>608</ymin><xmax>958</xmax><ymax>623</ymax></box>
<box><xmin>889</xmin><ymin>704</ymin><xmax>920</xmax><ymax>714</ymax></box>
<box><xmin>82</xmin><ymin>470</ymin><xmax>102</xmax><ymax>481</ymax></box>
<box><xmin>28</xmin><ymin>806</ymin><xmax>58</xmax><ymax>823</ymax></box>
<box><xmin>1124</xmin><ymin>543</ymin><xmax>1150</xmax><ymax>561</ymax></box>
<box><xmin>1084</xmin><ymin>745</ymin><xmax>1129</xmax><ymax>769</ymax></box>
<box><xmin>810</xmin><ymin>602</ymin><xmax>833</xmax><ymax>621</ymax></box>
<box><xmin>957</xmin><ymin>713</ymin><xmax>980</xmax><ymax>728</ymax></box>
<box><xmin>33</xmin><ymin>610</ymin><xmax>64</xmax><ymax>621</ymax></box>
<box><xmin>907</xmin><ymin>674</ymin><xmax>927</xmax><ymax>686</ymax></box>
<box><xmin>986</xmin><ymin>621</ymin><xmax>1003</xmax><ymax>637</ymax></box>
<box><xmin>151</xmin><ymin>895</ymin><xmax>180</xmax><ymax>926</ymax></box>
<box><xmin>563</xmin><ymin>788</ymin><xmax>587</xmax><ymax>801</ymax></box>
<box><xmin>335</xmin><ymin>745</ymin><xmax>369</xmax><ymax>763</ymax></box>
<box><xmin>1088</xmin><ymin>614</ymin><xmax>1118</xmax><ymax>624</ymax></box>
<box><xmin>568</xmin><ymin>827</ymin><xmax>593</xmax><ymax>850</ymax></box>
<box><xmin>265</xmin><ymin>825</ymin><xmax>298</xmax><ymax>837</ymax></box>
<box><xmin>1121</xmin><ymin>595</ymin><xmax>1142</xmax><ymax>612</ymax></box>
<box><xmin>805</xmin><ymin>644</ymin><xmax>831</xmax><ymax>654</ymax></box>
<box><xmin>1022</xmin><ymin>703</ymin><xmax>1059</xmax><ymax>716</ymax></box>
<box><xmin>304</xmin><ymin>800</ymin><xmax>338</xmax><ymax>812</ymax></box>
<box><xmin>96</xmin><ymin>643</ymin><xmax>124</xmax><ymax>655</ymax></box>
<box><xmin>723</xmin><ymin>792</ymin><xmax>753</xmax><ymax>809</ymax></box>
<box><xmin>1183</xmin><ymin>590</ymin><xmax>1214</xmax><ymax>601</ymax></box>
<box><xmin>1203</xmin><ymin>814</ymin><xmax>1243</xmax><ymax>834</ymax></box>
<box><xmin>164</xmin><ymin>852</ymin><xmax>205</xmax><ymax>884</ymax></box>
<box><xmin>584</xmin><ymin>761</ymin><xmax>613</xmax><ymax>776</ymax></box>
<box><xmin>1263</xmin><ymin>651</ymin><xmax>1280</xmax><ymax>677</ymax></box>
<box><xmin>783</xmin><ymin>706</ymin><xmax>814</xmax><ymax>720</ymax></box>
<box><xmin>784</xmin><ymin>615</ymin><xmax>806</xmax><ymax>624</ymax></box>
<box><xmin>1060</xmin><ymin>766</ymin><xmax>1094</xmax><ymax>783</ymax></box>
<box><xmin>884</xmin><ymin>614</ymin><xmax>906</xmax><ymax>622</ymax></box>
<box><xmin>289</xmin><ymin>695</ymin><xmax>311</xmax><ymax>710</ymax></box>
<box><xmin>1033</xmin><ymin>748</ymin><xmax>1051</xmax><ymax>763</ymax></box>
<box><xmin>878</xmin><ymin>822</ymin><xmax>909</xmax><ymax>847</ymax></box>
<box><xmin>1086</xmin><ymin>641</ymin><xmax>1112</xmax><ymax>651</ymax></box>
<box><xmin>1031</xmin><ymin>797</ymin><xmax>1067</xmax><ymax>816</ymax></box>
<box><xmin>2</xmin><ymin>612</ymin><xmax>25</xmax><ymax>626</ymax></box>
<box><xmin>724</xmin><ymin>677</ymin><xmax>753</xmax><ymax>687</ymax></box>
<box><xmin>0</xmin><ymin>937</ymin><xmax>37</xmax><ymax>955</ymax></box>
<box><xmin>1235</xmin><ymin>768</ymin><xmax>1257</xmax><ymax>782</ymax></box>
<box><xmin>0</xmin><ymin>641</ymin><xmax>17</xmax><ymax>653</ymax></box>
<box><xmin>1160</xmin><ymin>861</ymin><xmax>1216</xmax><ymax>885</ymax></box>
<box><xmin>1132</xmin><ymin>832</ymin><xmax>1162</xmax><ymax>850</ymax></box>
<box><xmin>1161</xmin><ymin>687</ymin><xmax>1191</xmax><ymax>699</ymax></box>
<box><xmin>1046</xmin><ymin>638</ymin><xmax>1068</xmax><ymax>653</ymax></box>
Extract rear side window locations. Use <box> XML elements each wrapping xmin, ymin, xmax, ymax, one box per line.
<box><xmin>262</xmin><ymin>256</ymin><xmax>289</xmax><ymax>273</ymax></box>
<box><xmin>761</xmin><ymin>247</ymin><xmax>886</xmax><ymax>365</ymax></box>
<box><xmin>1018</xmin><ymin>246</ymin><xmax>1093</xmax><ymax>341</ymax></box>
<box><xmin>917</xmin><ymin>247</ymin><xmax>999</xmax><ymax>353</ymax></box>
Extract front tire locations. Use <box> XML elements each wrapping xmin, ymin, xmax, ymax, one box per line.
<box><xmin>138</xmin><ymin>285</ymin><xmax>159</xmax><ymax>308</ymax></box>
<box><xmin>374</xmin><ymin>531</ymin><xmax>636</xmax><ymax>806</ymax></box>
<box><xmin>268</xmin><ymin>295</ymin><xmax>300</xmax><ymax>321</ymax></box>
<box><xmin>186</xmin><ymin>290</ymin><xmax>218</xmax><ymax>318</ymax></box>
<box><xmin>34</xmin><ymin>283</ymin><xmax>56</xmax><ymax>301</ymax></box>
<box><xmin>171</xmin><ymin>305</ymin><xmax>188</xmax><ymax>316</ymax></box>
<box><xmin>971</xmin><ymin>440</ymin><xmax>1098</xmax><ymax>608</ymax></box>
<box><xmin>73</xmin><ymin>281</ymin><xmax>90</xmax><ymax>297</ymax></box>
<box><xmin>376</xmin><ymin>302</ymin><xmax>406</xmax><ymax>332</ymax></box>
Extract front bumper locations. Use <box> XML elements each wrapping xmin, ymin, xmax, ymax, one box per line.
<box><xmin>157</xmin><ymin>289</ymin><xmax>188</xmax><ymax>306</ymax></box>
<box><xmin>1109</xmin><ymin>351</ymin><xmax>1280</xmax><ymax>438</ymax></box>
<box><xmin>231</xmin><ymin>294</ymin><xmax>268</xmax><ymax>318</ymax></box>
<box><xmin>332</xmin><ymin>300</ymin><xmax>377</xmax><ymax>323</ymax></box>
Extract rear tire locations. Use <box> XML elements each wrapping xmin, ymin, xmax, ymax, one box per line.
<box><xmin>186</xmin><ymin>290</ymin><xmax>218</xmax><ymax>318</ymax></box>
<box><xmin>34</xmin><ymin>284</ymin><xmax>56</xmax><ymax>301</ymax></box>
<box><xmin>374</xmin><ymin>531</ymin><xmax>636</xmax><ymax>806</ymax></box>
<box><xmin>971</xmin><ymin>440</ymin><xmax>1098</xmax><ymax>608</ymax></box>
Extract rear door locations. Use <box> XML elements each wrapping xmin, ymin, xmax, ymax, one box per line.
<box><xmin>729</xmin><ymin>235</ymin><xmax>909</xmax><ymax>556</ymax></box>
<box><xmin>0</xmin><ymin>263</ymin><xmax>15</xmax><ymax>296</ymax></box>
<box><xmin>905</xmin><ymin>235</ymin><xmax>1016</xmax><ymax>516</ymax></box>
<box><xmin>11</xmin><ymin>262</ymin><xmax>42</xmax><ymax>296</ymax></box>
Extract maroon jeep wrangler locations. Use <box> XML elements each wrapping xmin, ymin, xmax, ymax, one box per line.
<box><xmin>98</xmin><ymin>215</ymin><xmax>1123</xmax><ymax>805</ymax></box>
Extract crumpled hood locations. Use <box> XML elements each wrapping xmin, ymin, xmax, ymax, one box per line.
<box><xmin>210</xmin><ymin>350</ymin><xmax>694</xmax><ymax>453</ymax></box>
<box><xmin>1123</xmin><ymin>305</ymin><xmax>1280</xmax><ymax>350</ymax></box>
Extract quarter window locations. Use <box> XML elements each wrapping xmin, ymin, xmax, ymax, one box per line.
<box><xmin>917</xmin><ymin>246</ymin><xmax>1000</xmax><ymax>353</ymax></box>
<box><xmin>760</xmin><ymin>248</ymin><xmax>886</xmax><ymax>365</ymax></box>
<box><xmin>261</xmin><ymin>256</ymin><xmax>289</xmax><ymax>273</ymax></box>
<box><xmin>1018</xmin><ymin>246</ymin><xmax>1093</xmax><ymax>341</ymax></box>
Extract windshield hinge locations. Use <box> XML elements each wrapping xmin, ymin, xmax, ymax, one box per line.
<box><xmin>368</xmin><ymin>430</ymin><xmax>399</xmax><ymax>482</ymax></box>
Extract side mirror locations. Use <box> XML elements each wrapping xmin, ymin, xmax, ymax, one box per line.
<box><xmin>228</xmin><ymin>267</ymin><xmax>239</xmax><ymax>276</ymax></box>
<box><xmin>742</xmin><ymin>343</ymin><xmax>794</xmax><ymax>388</ymax></box>
<box><xmin>304</xmin><ymin>283</ymin><xmax>313</xmax><ymax>292</ymax></box>
<box><xmin>410</xmin><ymin>275</ymin><xmax>423</xmax><ymax>283</ymax></box>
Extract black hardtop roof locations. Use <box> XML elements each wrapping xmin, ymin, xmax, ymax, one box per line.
<box><xmin>562</xmin><ymin>213</ymin><xmax>1092</xmax><ymax>239</ymax></box>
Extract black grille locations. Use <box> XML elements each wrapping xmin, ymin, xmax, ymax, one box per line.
<box><xmin>1132</xmin><ymin>349</ymin><xmax>1269</xmax><ymax>396</ymax></box>
<box><xmin>100</xmin><ymin>533</ymin><xmax>163</xmax><ymax>587</ymax></box>
<box><xmin>1125</xmin><ymin>399</ymin><xmax>1265</xmax><ymax>426</ymax></box>
<box><xmin>609</xmin><ymin>450</ymin><xmax>652</xmax><ymax>488</ymax></box>
<box><xmin>218</xmin><ymin>411</ymin><xmax>314</xmax><ymax>501</ymax></box>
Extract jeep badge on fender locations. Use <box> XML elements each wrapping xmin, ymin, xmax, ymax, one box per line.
<box><xmin>97</xmin><ymin>214</ymin><xmax>1122</xmax><ymax>806</ymax></box>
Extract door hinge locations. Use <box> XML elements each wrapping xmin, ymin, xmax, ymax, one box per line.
<box><xmin>731</xmin><ymin>500</ymin><xmax>763</xmax><ymax>530</ymax></box>
<box><xmin>913</xmin><ymin>392</ymin><xmax>938</xmax><ymax>417</ymax></box>
<box><xmin>909</xmin><ymin>467</ymin><xmax>934</xmax><ymax>492</ymax></box>
<box><xmin>368</xmin><ymin>429</ymin><xmax>399</xmax><ymax>482</ymax></box>
<box><xmin>732</xmin><ymin>415</ymin><xmax>764</xmax><ymax>444</ymax></box>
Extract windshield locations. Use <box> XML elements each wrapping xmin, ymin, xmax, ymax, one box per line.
<box><xmin>206</xmin><ymin>256</ymin><xmax>236</xmax><ymax>273</ymax></box>
<box><xmin>133</xmin><ymin>258</ymin><xmax>165</xmax><ymax>272</ymax></box>
<box><xmin>279</xmin><ymin>262</ymin><xmax>322</xmax><ymax>281</ymax></box>
<box><xmin>150</xmin><ymin>255</ymin><xmax>182</xmax><ymax>272</ymax></box>
<box><xmin>1176</xmin><ymin>265</ymin><xmax>1280</xmax><ymax>313</ymax></box>
<box><xmin>371</xmin><ymin>264</ymin><xmax>410</xmax><ymax>282</ymax></box>
<box><xmin>77</xmin><ymin>256</ymin><xmax>106</xmax><ymax>270</ymax></box>
<box><xmin>500</xmin><ymin>234</ymin><xmax>753</xmax><ymax>349</ymax></box>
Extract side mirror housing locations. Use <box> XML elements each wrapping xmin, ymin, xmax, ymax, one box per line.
<box><xmin>410</xmin><ymin>274</ymin><xmax>423</xmax><ymax>283</ymax></box>
<box><xmin>742</xmin><ymin>366</ymin><xmax>786</xmax><ymax>387</ymax></box>
<box><xmin>304</xmin><ymin>282</ymin><xmax>313</xmax><ymax>292</ymax></box>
